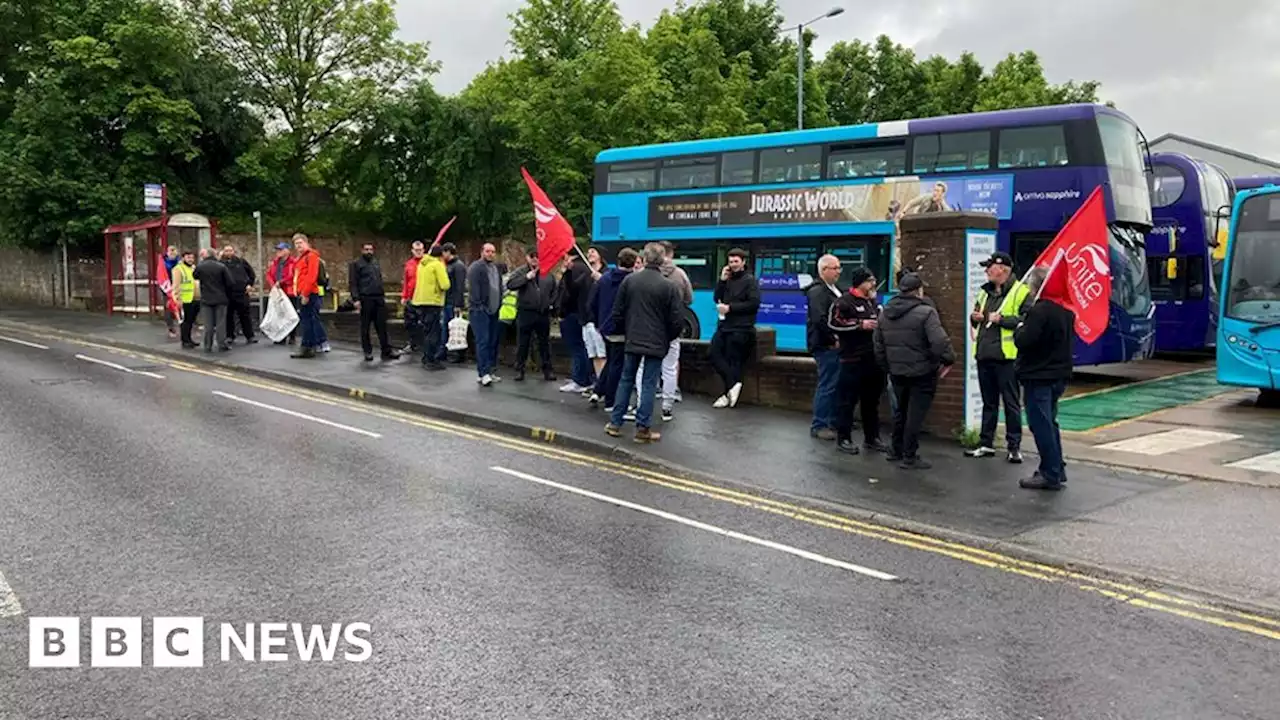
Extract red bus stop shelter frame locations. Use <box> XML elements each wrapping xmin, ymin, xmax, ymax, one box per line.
<box><xmin>103</xmin><ymin>214</ymin><xmax>218</xmax><ymax>316</ymax></box>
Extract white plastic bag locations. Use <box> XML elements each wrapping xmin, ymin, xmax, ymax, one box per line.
<box><xmin>446</xmin><ymin>315</ymin><xmax>470</xmax><ymax>352</ymax></box>
<box><xmin>260</xmin><ymin>286</ymin><xmax>300</xmax><ymax>342</ymax></box>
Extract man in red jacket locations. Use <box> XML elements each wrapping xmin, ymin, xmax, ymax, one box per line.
<box><xmin>291</xmin><ymin>234</ymin><xmax>325</xmax><ymax>359</ymax></box>
<box><xmin>401</xmin><ymin>241</ymin><xmax>425</xmax><ymax>355</ymax></box>
<box><xmin>265</xmin><ymin>242</ymin><xmax>299</xmax><ymax>344</ymax></box>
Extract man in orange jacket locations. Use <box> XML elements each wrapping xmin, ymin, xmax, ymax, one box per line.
<box><xmin>291</xmin><ymin>233</ymin><xmax>329</xmax><ymax>359</ymax></box>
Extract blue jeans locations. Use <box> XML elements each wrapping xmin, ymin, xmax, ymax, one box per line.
<box><xmin>434</xmin><ymin>303</ymin><xmax>455</xmax><ymax>362</ymax></box>
<box><xmin>1023</xmin><ymin>379</ymin><xmax>1067</xmax><ymax>483</ymax></box>
<box><xmin>811</xmin><ymin>349</ymin><xmax>840</xmax><ymax>432</ymax></box>
<box><xmin>471</xmin><ymin>309</ymin><xmax>501</xmax><ymax>377</ymax></box>
<box><xmin>610</xmin><ymin>353</ymin><xmax>662</xmax><ymax>429</ymax></box>
<box><xmin>299</xmin><ymin>294</ymin><xmax>323</xmax><ymax>348</ymax></box>
<box><xmin>560</xmin><ymin>314</ymin><xmax>593</xmax><ymax>387</ymax></box>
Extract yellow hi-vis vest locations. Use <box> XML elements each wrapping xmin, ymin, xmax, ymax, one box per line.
<box><xmin>974</xmin><ymin>280</ymin><xmax>1031</xmax><ymax>359</ymax></box>
<box><xmin>499</xmin><ymin>289</ymin><xmax>517</xmax><ymax>322</ymax></box>
<box><xmin>172</xmin><ymin>262</ymin><xmax>196</xmax><ymax>304</ymax></box>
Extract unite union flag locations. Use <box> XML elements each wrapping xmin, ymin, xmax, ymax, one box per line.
<box><xmin>1032</xmin><ymin>186</ymin><xmax>1111</xmax><ymax>344</ymax></box>
<box><xmin>155</xmin><ymin>255</ymin><xmax>180</xmax><ymax>316</ymax></box>
<box><xmin>521</xmin><ymin>167</ymin><xmax>576</xmax><ymax>276</ymax></box>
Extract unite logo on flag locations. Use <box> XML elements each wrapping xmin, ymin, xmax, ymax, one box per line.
<box><xmin>1033</xmin><ymin>186</ymin><xmax>1112</xmax><ymax>344</ymax></box>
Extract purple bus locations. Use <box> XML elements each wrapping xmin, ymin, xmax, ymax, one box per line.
<box><xmin>1146</xmin><ymin>152</ymin><xmax>1234</xmax><ymax>352</ymax></box>
<box><xmin>594</xmin><ymin>103</ymin><xmax>1155</xmax><ymax>364</ymax></box>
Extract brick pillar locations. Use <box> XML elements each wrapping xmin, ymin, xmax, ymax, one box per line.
<box><xmin>897</xmin><ymin>212</ymin><xmax>1000</xmax><ymax>440</ymax></box>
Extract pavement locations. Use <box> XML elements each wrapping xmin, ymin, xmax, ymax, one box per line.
<box><xmin>0</xmin><ymin>315</ymin><xmax>1278</xmax><ymax>718</ymax></box>
<box><xmin>2</xmin><ymin>308</ymin><xmax>1280</xmax><ymax>617</ymax></box>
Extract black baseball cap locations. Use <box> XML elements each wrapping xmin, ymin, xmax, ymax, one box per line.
<box><xmin>898</xmin><ymin>272</ymin><xmax>924</xmax><ymax>292</ymax></box>
<box><xmin>980</xmin><ymin>251</ymin><xmax>1014</xmax><ymax>269</ymax></box>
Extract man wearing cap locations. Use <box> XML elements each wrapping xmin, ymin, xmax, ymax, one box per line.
<box><xmin>265</xmin><ymin>242</ymin><xmax>298</xmax><ymax>345</ymax></box>
<box><xmin>828</xmin><ymin>266</ymin><xmax>888</xmax><ymax>456</ymax></box>
<box><xmin>873</xmin><ymin>272</ymin><xmax>956</xmax><ymax>470</ymax></box>
<box><xmin>966</xmin><ymin>251</ymin><xmax>1032</xmax><ymax>463</ymax></box>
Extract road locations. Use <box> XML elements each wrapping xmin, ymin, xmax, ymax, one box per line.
<box><xmin>0</xmin><ymin>332</ymin><xmax>1276</xmax><ymax>719</ymax></box>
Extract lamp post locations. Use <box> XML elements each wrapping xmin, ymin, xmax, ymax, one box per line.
<box><xmin>785</xmin><ymin>6</ymin><xmax>845</xmax><ymax>130</ymax></box>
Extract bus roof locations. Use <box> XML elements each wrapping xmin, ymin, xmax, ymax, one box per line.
<box><xmin>596</xmin><ymin>103</ymin><xmax>1137</xmax><ymax>164</ymax></box>
<box><xmin>1233</xmin><ymin>175</ymin><xmax>1280</xmax><ymax>192</ymax></box>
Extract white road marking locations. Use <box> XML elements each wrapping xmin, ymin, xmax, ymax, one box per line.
<box><xmin>75</xmin><ymin>354</ymin><xmax>163</xmax><ymax>379</ymax></box>
<box><xmin>0</xmin><ymin>335</ymin><xmax>49</xmax><ymax>350</ymax></box>
<box><xmin>490</xmin><ymin>466</ymin><xmax>899</xmax><ymax>581</ymax></box>
<box><xmin>0</xmin><ymin>569</ymin><xmax>23</xmax><ymax>617</ymax></box>
<box><xmin>1227</xmin><ymin>450</ymin><xmax>1280</xmax><ymax>474</ymax></box>
<box><xmin>212</xmin><ymin>391</ymin><xmax>382</xmax><ymax>438</ymax></box>
<box><xmin>1096</xmin><ymin>428</ymin><xmax>1242</xmax><ymax>456</ymax></box>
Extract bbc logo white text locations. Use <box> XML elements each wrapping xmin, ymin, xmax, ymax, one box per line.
<box><xmin>28</xmin><ymin>617</ymin><xmax>372</xmax><ymax>667</ymax></box>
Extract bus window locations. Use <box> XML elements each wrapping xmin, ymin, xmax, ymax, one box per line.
<box><xmin>1147</xmin><ymin>256</ymin><xmax>1183</xmax><ymax>301</ymax></box>
<box><xmin>721</xmin><ymin>151</ymin><xmax>755</xmax><ymax>186</ymax></box>
<box><xmin>607</xmin><ymin>162</ymin><xmax>656</xmax><ymax>192</ymax></box>
<box><xmin>660</xmin><ymin>156</ymin><xmax>717</xmax><ymax>190</ymax></box>
<box><xmin>825</xmin><ymin>245</ymin><xmax>867</xmax><ymax>288</ymax></box>
<box><xmin>1148</xmin><ymin>164</ymin><xmax>1185</xmax><ymax>208</ymax></box>
<box><xmin>670</xmin><ymin>245</ymin><xmax>717</xmax><ymax>289</ymax></box>
<box><xmin>997</xmin><ymin>125</ymin><xmax>1069</xmax><ymax>169</ymax></box>
<box><xmin>1225</xmin><ymin>195</ymin><xmax>1280</xmax><ymax>319</ymax></box>
<box><xmin>754</xmin><ymin>244</ymin><xmax>819</xmax><ymax>288</ymax></box>
<box><xmin>827</xmin><ymin>141</ymin><xmax>907</xmax><ymax>179</ymax></box>
<box><xmin>760</xmin><ymin>145</ymin><xmax>822</xmax><ymax>184</ymax></box>
<box><xmin>1186</xmin><ymin>255</ymin><xmax>1206</xmax><ymax>300</ymax></box>
<box><xmin>913</xmin><ymin>131</ymin><xmax>991</xmax><ymax>173</ymax></box>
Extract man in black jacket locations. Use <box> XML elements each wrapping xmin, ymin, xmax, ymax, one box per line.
<box><xmin>506</xmin><ymin>248</ymin><xmax>559</xmax><ymax>382</ymax></box>
<box><xmin>805</xmin><ymin>254</ymin><xmax>843</xmax><ymax>440</ymax></box>
<box><xmin>605</xmin><ymin>243</ymin><xmax>683</xmax><ymax>444</ymax></box>
<box><xmin>192</xmin><ymin>248</ymin><xmax>233</xmax><ymax>353</ymax></box>
<box><xmin>1014</xmin><ymin>266</ymin><xmax>1075</xmax><ymax>491</ymax></box>
<box><xmin>437</xmin><ymin>243</ymin><xmax>468</xmax><ymax>364</ymax></box>
<box><xmin>558</xmin><ymin>253</ymin><xmax>597</xmax><ymax>393</ymax></box>
<box><xmin>711</xmin><ymin>248</ymin><xmax>761</xmax><ymax>409</ymax></box>
<box><xmin>829</xmin><ymin>266</ymin><xmax>887</xmax><ymax>456</ymax></box>
<box><xmin>220</xmin><ymin>245</ymin><xmax>258</xmax><ymax>345</ymax></box>
<box><xmin>873</xmin><ymin>273</ymin><xmax>956</xmax><ymax>469</ymax></box>
<box><xmin>349</xmin><ymin>242</ymin><xmax>399</xmax><ymax>362</ymax></box>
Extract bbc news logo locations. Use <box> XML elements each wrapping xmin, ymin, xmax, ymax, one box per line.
<box><xmin>28</xmin><ymin>617</ymin><xmax>372</xmax><ymax>668</ymax></box>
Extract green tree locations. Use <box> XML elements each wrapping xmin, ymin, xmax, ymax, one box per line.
<box><xmin>864</xmin><ymin>35</ymin><xmax>926</xmax><ymax>122</ymax></box>
<box><xmin>817</xmin><ymin>40</ymin><xmax>873</xmax><ymax>126</ymax></box>
<box><xmin>974</xmin><ymin>50</ymin><xmax>1099</xmax><ymax>112</ymax></box>
<box><xmin>183</xmin><ymin>0</ymin><xmax>434</xmax><ymax>176</ymax></box>
<box><xmin>918</xmin><ymin>51</ymin><xmax>983</xmax><ymax>117</ymax></box>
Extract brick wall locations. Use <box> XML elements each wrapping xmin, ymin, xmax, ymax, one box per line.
<box><xmin>0</xmin><ymin>246</ymin><xmax>107</xmax><ymax>311</ymax></box>
<box><xmin>897</xmin><ymin>212</ymin><xmax>1000</xmax><ymax>439</ymax></box>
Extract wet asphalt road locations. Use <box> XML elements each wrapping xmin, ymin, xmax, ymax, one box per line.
<box><xmin>0</xmin><ymin>336</ymin><xmax>1276</xmax><ymax>719</ymax></box>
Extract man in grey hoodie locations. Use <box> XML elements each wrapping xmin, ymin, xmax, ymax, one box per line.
<box><xmin>626</xmin><ymin>240</ymin><xmax>693</xmax><ymax>423</ymax></box>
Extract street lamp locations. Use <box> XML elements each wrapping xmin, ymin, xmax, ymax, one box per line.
<box><xmin>784</xmin><ymin>6</ymin><xmax>845</xmax><ymax>130</ymax></box>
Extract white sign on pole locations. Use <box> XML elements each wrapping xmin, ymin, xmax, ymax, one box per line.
<box><xmin>143</xmin><ymin>183</ymin><xmax>163</xmax><ymax>213</ymax></box>
<box><xmin>963</xmin><ymin>229</ymin><xmax>998</xmax><ymax>432</ymax></box>
<box><xmin>122</xmin><ymin>233</ymin><xmax>136</xmax><ymax>280</ymax></box>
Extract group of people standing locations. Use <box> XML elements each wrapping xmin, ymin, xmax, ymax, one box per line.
<box><xmin>164</xmin><ymin>244</ymin><xmax>261</xmax><ymax>352</ymax></box>
<box><xmin>805</xmin><ymin>250</ymin><xmax>1073</xmax><ymax>489</ymax></box>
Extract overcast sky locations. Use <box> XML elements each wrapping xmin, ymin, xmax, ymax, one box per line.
<box><xmin>399</xmin><ymin>0</ymin><xmax>1280</xmax><ymax>162</ymax></box>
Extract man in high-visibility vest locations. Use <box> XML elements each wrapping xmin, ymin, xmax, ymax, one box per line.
<box><xmin>171</xmin><ymin>250</ymin><xmax>199</xmax><ymax>348</ymax></box>
<box><xmin>966</xmin><ymin>251</ymin><xmax>1033</xmax><ymax>463</ymax></box>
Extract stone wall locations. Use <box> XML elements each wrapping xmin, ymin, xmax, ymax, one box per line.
<box><xmin>0</xmin><ymin>245</ymin><xmax>107</xmax><ymax>311</ymax></box>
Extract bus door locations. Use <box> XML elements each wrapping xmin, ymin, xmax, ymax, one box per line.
<box><xmin>668</xmin><ymin>241</ymin><xmax>719</xmax><ymax>340</ymax></box>
<box><xmin>752</xmin><ymin>241</ymin><xmax>819</xmax><ymax>353</ymax></box>
<box><xmin>1147</xmin><ymin>249</ymin><xmax>1210</xmax><ymax>352</ymax></box>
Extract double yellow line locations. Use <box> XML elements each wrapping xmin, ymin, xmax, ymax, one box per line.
<box><xmin>7</xmin><ymin>322</ymin><xmax>1280</xmax><ymax>642</ymax></box>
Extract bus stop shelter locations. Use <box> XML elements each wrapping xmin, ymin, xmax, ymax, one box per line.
<box><xmin>103</xmin><ymin>213</ymin><xmax>218</xmax><ymax>316</ymax></box>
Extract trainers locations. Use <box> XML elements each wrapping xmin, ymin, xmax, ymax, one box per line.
<box><xmin>837</xmin><ymin>439</ymin><xmax>861</xmax><ymax>455</ymax></box>
<box><xmin>965</xmin><ymin>446</ymin><xmax>996</xmax><ymax>458</ymax></box>
<box><xmin>634</xmin><ymin>427</ymin><xmax>661</xmax><ymax>443</ymax></box>
<box><xmin>885</xmin><ymin>451</ymin><xmax>903</xmax><ymax>463</ymax></box>
<box><xmin>604</xmin><ymin>405</ymin><xmax>615</xmax><ymax>413</ymax></box>
<box><xmin>604</xmin><ymin>423</ymin><xmax>622</xmax><ymax>437</ymax></box>
<box><xmin>674</xmin><ymin>389</ymin><xmax>683</xmax><ymax>403</ymax></box>
<box><xmin>661</xmin><ymin>408</ymin><xmax>674</xmax><ymax>422</ymax></box>
<box><xmin>481</xmin><ymin>374</ymin><xmax>494</xmax><ymax>387</ymax></box>
<box><xmin>559</xmin><ymin>381</ymin><xmax>583</xmax><ymax>393</ymax></box>
<box><xmin>319</xmin><ymin>342</ymin><xmax>332</xmax><ymax>353</ymax></box>
<box><xmin>623</xmin><ymin>408</ymin><xmax>637</xmax><ymax>423</ymax></box>
<box><xmin>728</xmin><ymin>382</ymin><xmax>743</xmax><ymax>408</ymax></box>
<box><xmin>900</xmin><ymin>456</ymin><xmax>933</xmax><ymax>470</ymax></box>
<box><xmin>364</xmin><ymin>354</ymin><xmax>374</xmax><ymax>362</ymax></box>
<box><xmin>589</xmin><ymin>393</ymin><xmax>602</xmax><ymax>406</ymax></box>
<box><xmin>581</xmin><ymin>387</ymin><xmax>596</xmax><ymax>398</ymax></box>
<box><xmin>1019</xmin><ymin>473</ymin><xmax>1063</xmax><ymax>491</ymax></box>
<box><xmin>1007</xmin><ymin>450</ymin><xmax>1024</xmax><ymax>464</ymax></box>
<box><xmin>712</xmin><ymin>395</ymin><xmax>730</xmax><ymax>409</ymax></box>
<box><xmin>864</xmin><ymin>439</ymin><xmax>890</xmax><ymax>454</ymax></box>
<box><xmin>811</xmin><ymin>427</ymin><xmax>837</xmax><ymax>441</ymax></box>
<box><xmin>423</xmin><ymin>363</ymin><xmax>446</xmax><ymax>372</ymax></box>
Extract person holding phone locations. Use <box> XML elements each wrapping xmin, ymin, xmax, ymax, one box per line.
<box><xmin>872</xmin><ymin>273</ymin><xmax>955</xmax><ymax>470</ymax></box>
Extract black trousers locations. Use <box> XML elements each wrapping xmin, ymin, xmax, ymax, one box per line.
<box><xmin>403</xmin><ymin>303</ymin><xmax>425</xmax><ymax>351</ymax></box>
<box><xmin>180</xmin><ymin>301</ymin><xmax>200</xmax><ymax>345</ymax></box>
<box><xmin>358</xmin><ymin>296</ymin><xmax>392</xmax><ymax>356</ymax></box>
<box><xmin>977</xmin><ymin>359</ymin><xmax>1022</xmax><ymax>451</ymax></box>
<box><xmin>836</xmin><ymin>360</ymin><xmax>885</xmax><ymax>444</ymax></box>
<box><xmin>890</xmin><ymin>373</ymin><xmax>938</xmax><ymax>460</ymax></box>
<box><xmin>225</xmin><ymin>293</ymin><xmax>255</xmax><ymax>341</ymax></box>
<box><xmin>418</xmin><ymin>306</ymin><xmax>444</xmax><ymax>366</ymax></box>
<box><xmin>710</xmin><ymin>328</ymin><xmax>755</xmax><ymax>396</ymax></box>
<box><xmin>594</xmin><ymin>339</ymin><xmax>627</xmax><ymax>407</ymax></box>
<box><xmin>515</xmin><ymin>312</ymin><xmax>552</xmax><ymax>374</ymax></box>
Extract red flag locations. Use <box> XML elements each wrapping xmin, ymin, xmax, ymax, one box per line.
<box><xmin>155</xmin><ymin>255</ymin><xmax>180</xmax><ymax>316</ymax></box>
<box><xmin>521</xmin><ymin>167</ymin><xmax>576</xmax><ymax>276</ymax></box>
<box><xmin>431</xmin><ymin>215</ymin><xmax>457</xmax><ymax>249</ymax></box>
<box><xmin>1032</xmin><ymin>186</ymin><xmax>1111</xmax><ymax>344</ymax></box>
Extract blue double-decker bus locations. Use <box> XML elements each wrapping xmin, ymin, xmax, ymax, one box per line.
<box><xmin>1216</xmin><ymin>184</ymin><xmax>1280</xmax><ymax>403</ymax></box>
<box><xmin>592</xmin><ymin>103</ymin><xmax>1155</xmax><ymax>365</ymax></box>
<box><xmin>1145</xmin><ymin>152</ymin><xmax>1234</xmax><ymax>352</ymax></box>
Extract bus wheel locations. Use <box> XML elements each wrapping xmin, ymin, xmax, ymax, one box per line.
<box><xmin>1258</xmin><ymin>390</ymin><xmax>1280</xmax><ymax>409</ymax></box>
<box><xmin>679</xmin><ymin>306</ymin><xmax>701</xmax><ymax>340</ymax></box>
